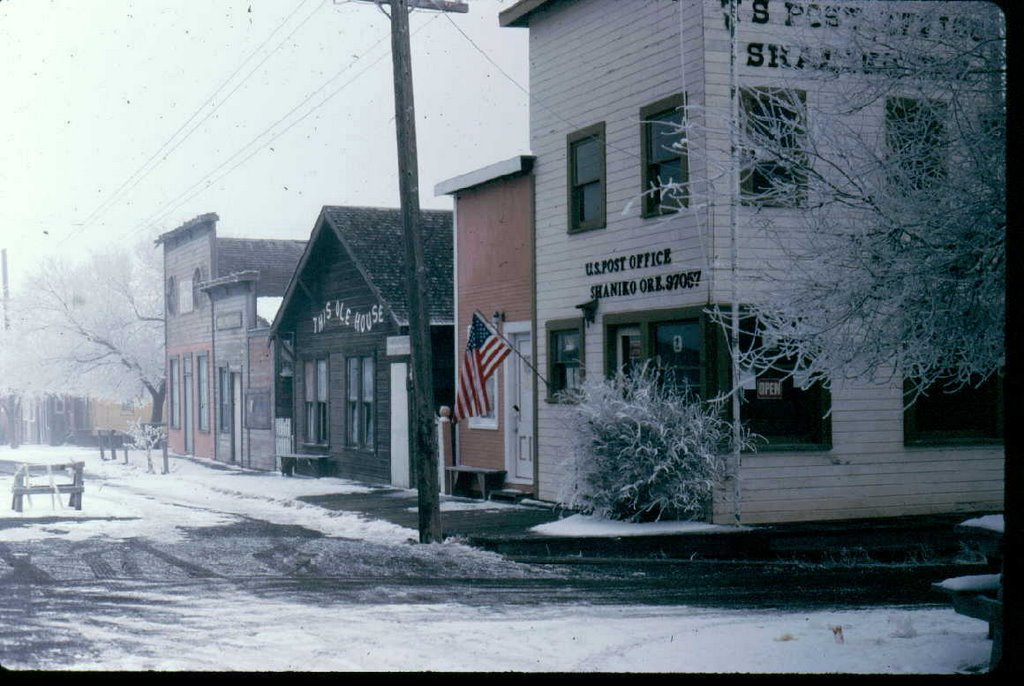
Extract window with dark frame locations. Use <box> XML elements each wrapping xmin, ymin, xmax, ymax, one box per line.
<box><xmin>609</xmin><ymin>317</ymin><xmax>704</xmax><ymax>396</ymax></box>
<box><xmin>166</xmin><ymin>276</ymin><xmax>177</xmax><ymax>315</ymax></box>
<box><xmin>653</xmin><ymin>320</ymin><xmax>703</xmax><ymax>395</ymax></box>
<box><xmin>193</xmin><ymin>268</ymin><xmax>204</xmax><ymax>310</ymax></box>
<box><xmin>737</xmin><ymin>317</ymin><xmax>831</xmax><ymax>448</ymax></box>
<box><xmin>179</xmin><ymin>277</ymin><xmax>194</xmax><ymax>314</ymax></box>
<box><xmin>197</xmin><ymin>354</ymin><xmax>209</xmax><ymax>432</ymax></box>
<box><xmin>885</xmin><ymin>97</ymin><xmax>947</xmax><ymax>191</ymax></box>
<box><xmin>548</xmin><ymin>325</ymin><xmax>583</xmax><ymax>399</ymax></box>
<box><xmin>169</xmin><ymin>357</ymin><xmax>180</xmax><ymax>429</ymax></box>
<box><xmin>567</xmin><ymin>123</ymin><xmax>606</xmax><ymax>232</ymax></box>
<box><xmin>219</xmin><ymin>367</ymin><xmax>231</xmax><ymax>433</ymax></box>
<box><xmin>346</xmin><ymin>356</ymin><xmax>375</xmax><ymax>449</ymax></box>
<box><xmin>740</xmin><ymin>87</ymin><xmax>808</xmax><ymax>207</ymax></box>
<box><xmin>641</xmin><ymin>94</ymin><xmax>688</xmax><ymax>216</ymax></box>
<box><xmin>904</xmin><ymin>375</ymin><xmax>1002</xmax><ymax>445</ymax></box>
<box><xmin>304</xmin><ymin>359</ymin><xmax>329</xmax><ymax>445</ymax></box>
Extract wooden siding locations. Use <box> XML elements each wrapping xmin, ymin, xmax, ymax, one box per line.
<box><xmin>283</xmin><ymin>228</ymin><xmax>396</xmax><ymax>483</ymax></box>
<box><xmin>526</xmin><ymin>0</ymin><xmax>1004</xmax><ymax>520</ymax></box>
<box><xmin>455</xmin><ymin>174</ymin><xmax>534</xmax><ymax>479</ymax></box>
<box><xmin>164</xmin><ymin>230</ymin><xmax>214</xmax><ymax>351</ymax></box>
<box><xmin>211</xmin><ymin>288</ymin><xmax>251</xmax><ymax>464</ymax></box>
<box><xmin>246</xmin><ymin>332</ymin><xmax>277</xmax><ymax>471</ymax></box>
<box><xmin>530</xmin><ymin>0</ymin><xmax>710</xmax><ymax>502</ymax></box>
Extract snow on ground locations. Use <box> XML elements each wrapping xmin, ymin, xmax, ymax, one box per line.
<box><xmin>959</xmin><ymin>514</ymin><xmax>1004</xmax><ymax>534</ymax></box>
<box><xmin>0</xmin><ymin>444</ymin><xmax>996</xmax><ymax>674</ymax></box>
<box><xmin>0</xmin><ymin>445</ymin><xmax>416</xmax><ymax>545</ymax></box>
<box><xmin>17</xmin><ymin>593</ymin><xmax>993</xmax><ymax>673</ymax></box>
<box><xmin>532</xmin><ymin>513</ymin><xmax>744</xmax><ymax>537</ymax></box>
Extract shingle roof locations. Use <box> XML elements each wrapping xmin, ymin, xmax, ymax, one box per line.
<box><xmin>322</xmin><ymin>206</ymin><xmax>453</xmax><ymax>326</ymax></box>
<box><xmin>216</xmin><ymin>238</ymin><xmax>307</xmax><ymax>297</ymax></box>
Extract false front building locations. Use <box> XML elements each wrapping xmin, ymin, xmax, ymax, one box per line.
<box><xmin>157</xmin><ymin>213</ymin><xmax>306</xmax><ymax>469</ymax></box>
<box><xmin>270</xmin><ymin>206</ymin><xmax>454</xmax><ymax>485</ymax></box>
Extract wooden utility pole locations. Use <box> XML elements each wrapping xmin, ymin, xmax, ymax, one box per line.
<box><xmin>355</xmin><ymin>0</ymin><xmax>467</xmax><ymax>543</ymax></box>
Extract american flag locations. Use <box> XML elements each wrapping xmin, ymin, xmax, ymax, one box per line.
<box><xmin>454</xmin><ymin>312</ymin><xmax>512</xmax><ymax>422</ymax></box>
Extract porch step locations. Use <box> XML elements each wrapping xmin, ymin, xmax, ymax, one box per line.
<box><xmin>489</xmin><ymin>489</ymin><xmax>531</xmax><ymax>504</ymax></box>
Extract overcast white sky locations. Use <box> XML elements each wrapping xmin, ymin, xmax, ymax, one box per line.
<box><xmin>0</xmin><ymin>0</ymin><xmax>529</xmax><ymax>290</ymax></box>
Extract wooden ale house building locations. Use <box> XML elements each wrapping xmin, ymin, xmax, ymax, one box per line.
<box><xmin>270</xmin><ymin>206</ymin><xmax>454</xmax><ymax>485</ymax></box>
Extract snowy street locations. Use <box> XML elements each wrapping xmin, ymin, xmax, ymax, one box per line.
<box><xmin>0</xmin><ymin>446</ymin><xmax>995</xmax><ymax>673</ymax></box>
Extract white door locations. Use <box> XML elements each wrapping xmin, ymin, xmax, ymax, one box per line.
<box><xmin>390</xmin><ymin>362</ymin><xmax>410</xmax><ymax>488</ymax></box>
<box><xmin>504</xmin><ymin>328</ymin><xmax>534</xmax><ymax>483</ymax></box>
<box><xmin>274</xmin><ymin>418</ymin><xmax>292</xmax><ymax>455</ymax></box>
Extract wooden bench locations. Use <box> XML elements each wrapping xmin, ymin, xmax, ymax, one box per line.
<box><xmin>11</xmin><ymin>461</ymin><xmax>85</xmax><ymax>512</ymax></box>
<box><xmin>444</xmin><ymin>465</ymin><xmax>506</xmax><ymax>500</ymax></box>
<box><xmin>277</xmin><ymin>453</ymin><xmax>332</xmax><ymax>478</ymax></box>
<box><xmin>96</xmin><ymin>429</ymin><xmax>129</xmax><ymax>462</ymax></box>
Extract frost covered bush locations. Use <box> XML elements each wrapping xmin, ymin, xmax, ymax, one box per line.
<box><xmin>126</xmin><ymin>419</ymin><xmax>166</xmax><ymax>474</ymax></box>
<box><xmin>557</xmin><ymin>362</ymin><xmax>752</xmax><ymax>522</ymax></box>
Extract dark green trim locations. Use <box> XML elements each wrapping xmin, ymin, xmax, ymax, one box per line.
<box><xmin>545</xmin><ymin>317</ymin><xmax>585</xmax><ymax>402</ymax></box>
<box><xmin>739</xmin><ymin>87</ymin><xmax>808</xmax><ymax>208</ymax></box>
<box><xmin>567</xmin><ymin>122</ymin><xmax>606</xmax><ymax>234</ymax></box>
<box><xmin>602</xmin><ymin>305</ymin><xmax>713</xmax><ymax>394</ymax></box>
<box><xmin>599</xmin><ymin>306</ymin><xmax>831</xmax><ymax>449</ymax></box>
<box><xmin>903</xmin><ymin>375</ymin><xmax>1004</xmax><ymax>446</ymax></box>
<box><xmin>640</xmin><ymin>93</ymin><xmax>688</xmax><ymax>218</ymax></box>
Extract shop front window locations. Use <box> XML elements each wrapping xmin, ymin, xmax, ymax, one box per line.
<box><xmin>737</xmin><ymin>316</ymin><xmax>830</xmax><ymax>448</ymax></box>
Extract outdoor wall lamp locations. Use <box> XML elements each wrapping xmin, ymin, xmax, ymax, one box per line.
<box><xmin>576</xmin><ymin>299</ymin><xmax>598</xmax><ymax>327</ymax></box>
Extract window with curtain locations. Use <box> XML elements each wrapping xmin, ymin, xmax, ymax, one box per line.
<box><xmin>347</xmin><ymin>355</ymin><xmax>375</xmax><ymax>449</ymax></box>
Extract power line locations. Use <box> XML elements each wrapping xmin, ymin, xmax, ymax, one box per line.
<box><xmin>64</xmin><ymin>0</ymin><xmax>324</xmax><ymax>244</ymax></box>
<box><xmin>129</xmin><ymin>12</ymin><xmax>443</xmax><ymax>238</ymax></box>
<box><xmin>433</xmin><ymin>3</ymin><xmax>642</xmax><ymax>162</ymax></box>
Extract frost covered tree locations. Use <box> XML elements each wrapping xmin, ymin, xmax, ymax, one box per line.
<box><xmin>4</xmin><ymin>240</ymin><xmax>166</xmax><ymax>422</ymax></box>
<box><xmin>720</xmin><ymin>2</ymin><xmax>1006</xmax><ymax>401</ymax></box>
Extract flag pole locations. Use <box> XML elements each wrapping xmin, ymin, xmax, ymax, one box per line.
<box><xmin>473</xmin><ymin>309</ymin><xmax>550</xmax><ymax>389</ymax></box>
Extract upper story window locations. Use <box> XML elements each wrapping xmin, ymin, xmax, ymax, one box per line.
<box><xmin>567</xmin><ymin>123</ymin><xmax>606</xmax><ymax>233</ymax></box>
<box><xmin>885</xmin><ymin>97</ymin><xmax>947</xmax><ymax>192</ymax></box>
<box><xmin>193</xmin><ymin>268</ymin><xmax>204</xmax><ymax>310</ymax></box>
<box><xmin>179</xmin><ymin>277</ymin><xmax>194</xmax><ymax>314</ymax></box>
<box><xmin>166</xmin><ymin>276</ymin><xmax>177</xmax><ymax>315</ymax></box>
<box><xmin>740</xmin><ymin>87</ymin><xmax>808</xmax><ymax>207</ymax></box>
<box><xmin>641</xmin><ymin>94</ymin><xmax>688</xmax><ymax>216</ymax></box>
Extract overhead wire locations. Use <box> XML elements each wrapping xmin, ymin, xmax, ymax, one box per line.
<box><xmin>63</xmin><ymin>0</ymin><xmax>325</xmax><ymax>244</ymax></box>
<box><xmin>432</xmin><ymin>0</ymin><xmax>639</xmax><ymax>163</ymax></box>
<box><xmin>128</xmin><ymin>10</ymin><xmax>443</xmax><ymax>237</ymax></box>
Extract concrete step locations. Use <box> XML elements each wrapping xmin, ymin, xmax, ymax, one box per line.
<box><xmin>489</xmin><ymin>489</ymin><xmax>531</xmax><ymax>504</ymax></box>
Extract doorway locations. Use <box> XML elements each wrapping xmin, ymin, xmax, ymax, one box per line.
<box><xmin>231</xmin><ymin>372</ymin><xmax>242</xmax><ymax>463</ymax></box>
<box><xmin>615</xmin><ymin>325</ymin><xmax>642</xmax><ymax>377</ymax></box>
<box><xmin>504</xmin><ymin>325</ymin><xmax>534</xmax><ymax>484</ymax></box>
<box><xmin>183</xmin><ymin>355</ymin><xmax>194</xmax><ymax>455</ymax></box>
